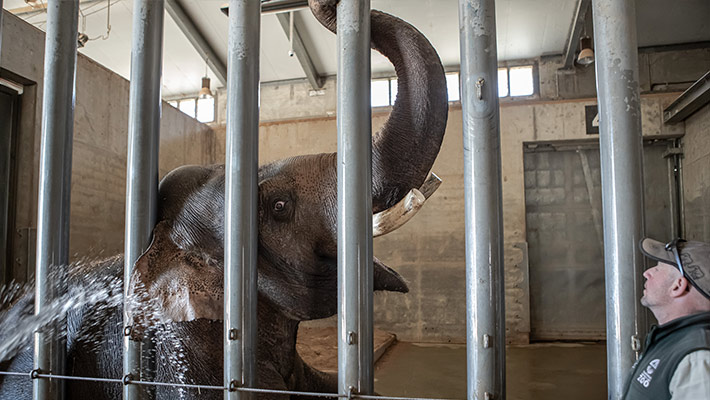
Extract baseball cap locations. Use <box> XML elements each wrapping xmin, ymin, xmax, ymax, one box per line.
<box><xmin>639</xmin><ymin>237</ymin><xmax>710</xmax><ymax>300</ymax></box>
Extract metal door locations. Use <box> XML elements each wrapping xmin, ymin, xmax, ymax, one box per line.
<box><xmin>524</xmin><ymin>140</ymin><xmax>680</xmax><ymax>341</ymax></box>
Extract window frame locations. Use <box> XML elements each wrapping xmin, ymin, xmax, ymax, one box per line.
<box><xmin>166</xmin><ymin>95</ymin><xmax>216</xmax><ymax>124</ymax></box>
<box><xmin>497</xmin><ymin>61</ymin><xmax>539</xmax><ymax>101</ymax></box>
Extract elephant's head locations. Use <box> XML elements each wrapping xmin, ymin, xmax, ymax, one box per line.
<box><xmin>127</xmin><ymin>0</ymin><xmax>448</xmax><ymax>327</ymax></box>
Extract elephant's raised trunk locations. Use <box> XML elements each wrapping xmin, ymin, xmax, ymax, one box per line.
<box><xmin>309</xmin><ymin>0</ymin><xmax>449</xmax><ymax>213</ymax></box>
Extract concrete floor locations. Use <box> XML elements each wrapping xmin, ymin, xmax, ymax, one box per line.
<box><xmin>374</xmin><ymin>342</ymin><xmax>607</xmax><ymax>400</ymax></box>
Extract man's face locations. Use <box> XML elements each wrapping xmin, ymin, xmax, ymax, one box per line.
<box><xmin>641</xmin><ymin>261</ymin><xmax>681</xmax><ymax>309</ymax></box>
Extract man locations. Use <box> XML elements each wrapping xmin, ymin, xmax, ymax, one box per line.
<box><xmin>621</xmin><ymin>238</ymin><xmax>710</xmax><ymax>399</ymax></box>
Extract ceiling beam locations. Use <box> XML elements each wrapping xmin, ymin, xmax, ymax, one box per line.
<box><xmin>261</xmin><ymin>0</ymin><xmax>309</xmax><ymax>14</ymax></box>
<box><xmin>561</xmin><ymin>0</ymin><xmax>592</xmax><ymax>70</ymax></box>
<box><xmin>663</xmin><ymin>71</ymin><xmax>710</xmax><ymax>124</ymax></box>
<box><xmin>276</xmin><ymin>12</ymin><xmax>324</xmax><ymax>90</ymax></box>
<box><xmin>219</xmin><ymin>1</ymin><xmax>309</xmax><ymax>16</ymax></box>
<box><xmin>165</xmin><ymin>0</ymin><xmax>227</xmax><ymax>86</ymax></box>
<box><xmin>10</xmin><ymin>0</ymin><xmax>105</xmax><ymax>17</ymax></box>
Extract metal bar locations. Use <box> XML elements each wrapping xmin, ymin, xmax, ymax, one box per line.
<box><xmin>221</xmin><ymin>0</ymin><xmax>308</xmax><ymax>16</ymax></box>
<box><xmin>276</xmin><ymin>12</ymin><xmax>324</xmax><ymax>89</ymax></box>
<box><xmin>663</xmin><ymin>71</ymin><xmax>710</xmax><ymax>124</ymax></box>
<box><xmin>337</xmin><ymin>0</ymin><xmax>372</xmax><ymax>398</ymax></box>
<box><xmin>591</xmin><ymin>0</ymin><xmax>646</xmax><ymax>398</ymax></box>
<box><xmin>458</xmin><ymin>1</ymin><xmax>506</xmax><ymax>399</ymax></box>
<box><xmin>33</xmin><ymin>1</ymin><xmax>79</xmax><ymax>399</ymax></box>
<box><xmin>165</xmin><ymin>0</ymin><xmax>228</xmax><ymax>86</ymax></box>
<box><xmin>561</xmin><ymin>0</ymin><xmax>592</xmax><ymax>69</ymax></box>
<box><xmin>261</xmin><ymin>0</ymin><xmax>308</xmax><ymax>14</ymax></box>
<box><xmin>124</xmin><ymin>1</ymin><xmax>164</xmax><ymax>399</ymax></box>
<box><xmin>224</xmin><ymin>1</ymin><xmax>260</xmax><ymax>399</ymax></box>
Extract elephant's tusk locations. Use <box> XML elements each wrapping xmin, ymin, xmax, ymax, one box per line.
<box><xmin>372</xmin><ymin>172</ymin><xmax>442</xmax><ymax>237</ymax></box>
<box><xmin>418</xmin><ymin>172</ymin><xmax>442</xmax><ymax>199</ymax></box>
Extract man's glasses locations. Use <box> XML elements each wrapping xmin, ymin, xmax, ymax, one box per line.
<box><xmin>665</xmin><ymin>238</ymin><xmax>687</xmax><ymax>278</ymax></box>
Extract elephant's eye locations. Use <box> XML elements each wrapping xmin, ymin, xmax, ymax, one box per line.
<box><xmin>273</xmin><ymin>200</ymin><xmax>287</xmax><ymax>212</ymax></box>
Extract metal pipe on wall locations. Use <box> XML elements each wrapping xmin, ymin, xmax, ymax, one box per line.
<box><xmin>0</xmin><ymin>0</ymin><xmax>4</xmax><ymax>65</ymax></box>
<box><xmin>336</xmin><ymin>0</ymin><xmax>373</xmax><ymax>397</ymax></box>
<box><xmin>124</xmin><ymin>0</ymin><xmax>164</xmax><ymax>399</ymax></box>
<box><xmin>458</xmin><ymin>0</ymin><xmax>506</xmax><ymax>399</ymax></box>
<box><xmin>224</xmin><ymin>1</ymin><xmax>260</xmax><ymax>399</ymax></box>
<box><xmin>591</xmin><ymin>0</ymin><xmax>646</xmax><ymax>398</ymax></box>
<box><xmin>33</xmin><ymin>1</ymin><xmax>79</xmax><ymax>399</ymax></box>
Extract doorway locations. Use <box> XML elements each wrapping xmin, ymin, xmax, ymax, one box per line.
<box><xmin>0</xmin><ymin>84</ymin><xmax>21</xmax><ymax>286</ymax></box>
<box><xmin>524</xmin><ymin>139</ymin><xmax>681</xmax><ymax>341</ymax></box>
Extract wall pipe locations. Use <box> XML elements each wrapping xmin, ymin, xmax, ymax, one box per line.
<box><xmin>124</xmin><ymin>1</ymin><xmax>164</xmax><ymax>399</ymax></box>
<box><xmin>458</xmin><ymin>1</ymin><xmax>506</xmax><ymax>399</ymax></box>
<box><xmin>336</xmin><ymin>0</ymin><xmax>373</xmax><ymax>397</ymax></box>
<box><xmin>591</xmin><ymin>0</ymin><xmax>646</xmax><ymax>398</ymax></box>
<box><xmin>224</xmin><ymin>1</ymin><xmax>260</xmax><ymax>399</ymax></box>
<box><xmin>33</xmin><ymin>1</ymin><xmax>79</xmax><ymax>399</ymax></box>
<box><xmin>0</xmin><ymin>0</ymin><xmax>4</xmax><ymax>65</ymax></box>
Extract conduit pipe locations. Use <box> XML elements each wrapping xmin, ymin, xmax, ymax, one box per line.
<box><xmin>0</xmin><ymin>0</ymin><xmax>4</xmax><ymax>65</ymax></box>
<box><xmin>591</xmin><ymin>0</ymin><xmax>646</xmax><ymax>398</ymax></box>
<box><xmin>458</xmin><ymin>0</ymin><xmax>506</xmax><ymax>399</ymax></box>
<box><xmin>224</xmin><ymin>1</ymin><xmax>260</xmax><ymax>399</ymax></box>
<box><xmin>124</xmin><ymin>1</ymin><xmax>164</xmax><ymax>399</ymax></box>
<box><xmin>336</xmin><ymin>0</ymin><xmax>373</xmax><ymax>397</ymax></box>
<box><xmin>33</xmin><ymin>1</ymin><xmax>79</xmax><ymax>399</ymax></box>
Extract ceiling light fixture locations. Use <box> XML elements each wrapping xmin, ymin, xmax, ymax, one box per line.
<box><xmin>577</xmin><ymin>36</ymin><xmax>595</xmax><ymax>66</ymax></box>
<box><xmin>199</xmin><ymin>61</ymin><xmax>213</xmax><ymax>99</ymax></box>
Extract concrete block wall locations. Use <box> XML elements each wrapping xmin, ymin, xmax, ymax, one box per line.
<box><xmin>1</xmin><ymin>11</ymin><xmax>216</xmax><ymax>267</ymax></box>
<box><xmin>683</xmin><ymin>103</ymin><xmax>710</xmax><ymax>242</ymax></box>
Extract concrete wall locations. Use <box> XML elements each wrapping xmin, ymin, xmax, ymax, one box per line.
<box><xmin>683</xmin><ymin>103</ymin><xmax>710</xmax><ymax>242</ymax></box>
<box><xmin>539</xmin><ymin>47</ymin><xmax>710</xmax><ymax>100</ymax></box>
<box><xmin>1</xmin><ymin>11</ymin><xmax>216</xmax><ymax>274</ymax></box>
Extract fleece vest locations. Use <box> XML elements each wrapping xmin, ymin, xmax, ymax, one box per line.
<box><xmin>621</xmin><ymin>311</ymin><xmax>710</xmax><ymax>400</ymax></box>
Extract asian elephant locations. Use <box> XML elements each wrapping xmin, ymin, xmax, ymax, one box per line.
<box><xmin>0</xmin><ymin>0</ymin><xmax>448</xmax><ymax>398</ymax></box>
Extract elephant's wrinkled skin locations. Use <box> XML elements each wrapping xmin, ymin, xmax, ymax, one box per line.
<box><xmin>0</xmin><ymin>0</ymin><xmax>448</xmax><ymax>398</ymax></box>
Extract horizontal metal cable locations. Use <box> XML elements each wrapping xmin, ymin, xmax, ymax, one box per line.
<box><xmin>0</xmin><ymin>371</ymin><xmax>27</xmax><ymax>377</ymax></box>
<box><xmin>35</xmin><ymin>373</ymin><xmax>123</xmax><ymax>385</ymax></box>
<box><xmin>237</xmin><ymin>386</ymin><xmax>344</xmax><ymax>398</ymax></box>
<box><xmin>355</xmin><ymin>395</ymin><xmax>461</xmax><ymax>400</ymax></box>
<box><xmin>131</xmin><ymin>379</ymin><xmax>224</xmax><ymax>391</ymax></box>
<box><xmin>0</xmin><ymin>370</ymin><xmax>461</xmax><ymax>400</ymax></box>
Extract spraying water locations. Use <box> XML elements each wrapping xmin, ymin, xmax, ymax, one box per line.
<box><xmin>0</xmin><ymin>256</ymin><xmax>194</xmax><ymax>398</ymax></box>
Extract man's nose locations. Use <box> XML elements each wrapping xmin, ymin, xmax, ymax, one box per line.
<box><xmin>643</xmin><ymin>269</ymin><xmax>651</xmax><ymax>279</ymax></box>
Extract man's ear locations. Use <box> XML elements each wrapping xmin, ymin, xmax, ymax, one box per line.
<box><xmin>669</xmin><ymin>276</ymin><xmax>691</xmax><ymax>298</ymax></box>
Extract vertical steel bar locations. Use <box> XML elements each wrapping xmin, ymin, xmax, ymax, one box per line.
<box><xmin>33</xmin><ymin>1</ymin><xmax>79</xmax><ymax>399</ymax></box>
<box><xmin>337</xmin><ymin>0</ymin><xmax>373</xmax><ymax>397</ymax></box>
<box><xmin>34</xmin><ymin>4</ymin><xmax>76</xmax><ymax>399</ymax></box>
<box><xmin>224</xmin><ymin>1</ymin><xmax>259</xmax><ymax>399</ymax></box>
<box><xmin>458</xmin><ymin>1</ymin><xmax>506</xmax><ymax>399</ymax></box>
<box><xmin>124</xmin><ymin>1</ymin><xmax>164</xmax><ymax>399</ymax></box>
<box><xmin>591</xmin><ymin>0</ymin><xmax>646</xmax><ymax>398</ymax></box>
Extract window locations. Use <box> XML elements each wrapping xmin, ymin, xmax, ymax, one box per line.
<box><xmin>371</xmin><ymin>79</ymin><xmax>390</xmax><ymax>107</ymax></box>
<box><xmin>498</xmin><ymin>65</ymin><xmax>534</xmax><ymax>98</ymax></box>
<box><xmin>445</xmin><ymin>73</ymin><xmax>460</xmax><ymax>102</ymax></box>
<box><xmin>168</xmin><ymin>96</ymin><xmax>215</xmax><ymax>123</ymax></box>
<box><xmin>370</xmin><ymin>72</ymin><xmax>460</xmax><ymax>107</ymax></box>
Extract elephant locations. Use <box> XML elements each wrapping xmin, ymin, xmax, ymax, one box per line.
<box><xmin>0</xmin><ymin>0</ymin><xmax>448</xmax><ymax>398</ymax></box>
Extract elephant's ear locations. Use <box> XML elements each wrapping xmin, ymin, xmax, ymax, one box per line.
<box><xmin>374</xmin><ymin>256</ymin><xmax>408</xmax><ymax>293</ymax></box>
<box><xmin>127</xmin><ymin>221</ymin><xmax>223</xmax><ymax>336</ymax></box>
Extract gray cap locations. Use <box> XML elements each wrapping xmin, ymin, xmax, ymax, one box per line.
<box><xmin>639</xmin><ymin>238</ymin><xmax>710</xmax><ymax>300</ymax></box>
